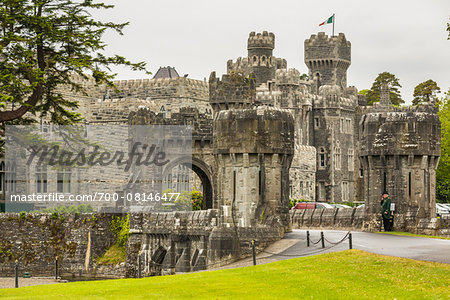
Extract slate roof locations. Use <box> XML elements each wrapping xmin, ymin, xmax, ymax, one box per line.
<box><xmin>153</xmin><ymin>66</ymin><xmax>180</xmax><ymax>79</ymax></box>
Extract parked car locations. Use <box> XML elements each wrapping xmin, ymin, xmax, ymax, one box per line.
<box><xmin>291</xmin><ymin>202</ymin><xmax>334</xmax><ymax>210</ymax></box>
<box><xmin>330</xmin><ymin>204</ymin><xmax>352</xmax><ymax>209</ymax></box>
<box><xmin>439</xmin><ymin>203</ymin><xmax>450</xmax><ymax>210</ymax></box>
<box><xmin>436</xmin><ymin>203</ymin><xmax>450</xmax><ymax>217</ymax></box>
<box><xmin>356</xmin><ymin>204</ymin><xmax>365</xmax><ymax>209</ymax></box>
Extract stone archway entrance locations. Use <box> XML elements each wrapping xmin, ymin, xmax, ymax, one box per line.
<box><xmin>162</xmin><ymin>156</ymin><xmax>214</xmax><ymax>210</ymax></box>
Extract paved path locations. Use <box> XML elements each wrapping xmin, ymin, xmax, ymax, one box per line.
<box><xmin>210</xmin><ymin>229</ymin><xmax>450</xmax><ymax>271</ymax></box>
<box><xmin>0</xmin><ymin>277</ymin><xmax>59</xmax><ymax>289</ymax></box>
<box><xmin>272</xmin><ymin>230</ymin><xmax>450</xmax><ymax>263</ymax></box>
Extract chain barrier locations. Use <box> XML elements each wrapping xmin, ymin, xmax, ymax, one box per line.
<box><xmin>323</xmin><ymin>232</ymin><xmax>350</xmax><ymax>245</ymax></box>
<box><xmin>310</xmin><ymin>237</ymin><xmax>322</xmax><ymax>245</ymax></box>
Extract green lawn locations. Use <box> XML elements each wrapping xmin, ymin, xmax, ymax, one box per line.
<box><xmin>1</xmin><ymin>250</ymin><xmax>449</xmax><ymax>299</ymax></box>
<box><xmin>377</xmin><ymin>231</ymin><xmax>450</xmax><ymax>240</ymax></box>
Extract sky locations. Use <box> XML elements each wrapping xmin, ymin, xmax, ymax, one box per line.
<box><xmin>96</xmin><ymin>0</ymin><xmax>450</xmax><ymax>104</ymax></box>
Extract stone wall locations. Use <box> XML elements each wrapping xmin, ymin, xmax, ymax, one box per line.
<box><xmin>0</xmin><ymin>213</ymin><xmax>116</xmax><ymax>277</ymax></box>
<box><xmin>126</xmin><ymin>210</ymin><xmax>285</xmax><ymax>278</ymax></box>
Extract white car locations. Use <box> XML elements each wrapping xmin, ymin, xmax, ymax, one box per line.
<box><xmin>330</xmin><ymin>204</ymin><xmax>352</xmax><ymax>209</ymax></box>
<box><xmin>436</xmin><ymin>203</ymin><xmax>450</xmax><ymax>217</ymax></box>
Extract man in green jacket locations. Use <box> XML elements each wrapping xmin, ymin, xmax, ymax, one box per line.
<box><xmin>381</xmin><ymin>191</ymin><xmax>392</xmax><ymax>231</ymax></box>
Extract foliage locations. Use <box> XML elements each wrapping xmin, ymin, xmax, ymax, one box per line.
<box><xmin>412</xmin><ymin>79</ymin><xmax>440</xmax><ymax>105</ymax></box>
<box><xmin>447</xmin><ymin>18</ymin><xmax>450</xmax><ymax>40</ymax></box>
<box><xmin>300</xmin><ymin>73</ymin><xmax>309</xmax><ymax>81</ymax></box>
<box><xmin>0</xmin><ymin>0</ymin><xmax>147</xmax><ymax>124</ymax></box>
<box><xmin>365</xmin><ymin>72</ymin><xmax>404</xmax><ymax>106</ymax></box>
<box><xmin>161</xmin><ymin>188</ymin><xmax>203</xmax><ymax>211</ymax></box>
<box><xmin>96</xmin><ymin>242</ymin><xmax>125</xmax><ymax>265</ymax></box>
<box><xmin>1</xmin><ymin>250</ymin><xmax>449</xmax><ymax>299</ymax></box>
<box><xmin>437</xmin><ymin>90</ymin><xmax>450</xmax><ymax>203</ymax></box>
<box><xmin>190</xmin><ymin>188</ymin><xmax>203</xmax><ymax>211</ymax></box>
<box><xmin>109</xmin><ymin>214</ymin><xmax>129</xmax><ymax>248</ymax></box>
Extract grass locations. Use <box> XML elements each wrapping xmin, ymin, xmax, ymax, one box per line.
<box><xmin>1</xmin><ymin>250</ymin><xmax>449</xmax><ymax>299</ymax></box>
<box><xmin>377</xmin><ymin>231</ymin><xmax>450</xmax><ymax>240</ymax></box>
<box><xmin>96</xmin><ymin>243</ymin><xmax>126</xmax><ymax>265</ymax></box>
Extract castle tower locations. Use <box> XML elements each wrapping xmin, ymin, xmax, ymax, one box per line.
<box><xmin>209</xmin><ymin>71</ymin><xmax>256</xmax><ymax>116</ymax></box>
<box><xmin>304</xmin><ymin>32</ymin><xmax>351</xmax><ymax>90</ymax></box>
<box><xmin>214</xmin><ymin>106</ymin><xmax>295</xmax><ymax>229</ymax></box>
<box><xmin>247</xmin><ymin>31</ymin><xmax>276</xmax><ymax>85</ymax></box>
<box><xmin>359</xmin><ymin>99</ymin><xmax>441</xmax><ymax>228</ymax></box>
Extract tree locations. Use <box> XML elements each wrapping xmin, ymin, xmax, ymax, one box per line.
<box><xmin>365</xmin><ymin>72</ymin><xmax>404</xmax><ymax>106</ymax></box>
<box><xmin>437</xmin><ymin>89</ymin><xmax>450</xmax><ymax>203</ymax></box>
<box><xmin>412</xmin><ymin>79</ymin><xmax>440</xmax><ymax>105</ymax></box>
<box><xmin>447</xmin><ymin>18</ymin><xmax>450</xmax><ymax>40</ymax></box>
<box><xmin>0</xmin><ymin>0</ymin><xmax>147</xmax><ymax>125</ymax></box>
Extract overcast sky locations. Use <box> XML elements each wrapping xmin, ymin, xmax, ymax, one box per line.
<box><xmin>97</xmin><ymin>0</ymin><xmax>450</xmax><ymax>104</ymax></box>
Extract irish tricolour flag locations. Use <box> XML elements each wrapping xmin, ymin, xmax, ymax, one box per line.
<box><xmin>319</xmin><ymin>15</ymin><xmax>334</xmax><ymax>26</ymax></box>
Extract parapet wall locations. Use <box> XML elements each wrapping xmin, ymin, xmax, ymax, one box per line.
<box><xmin>0</xmin><ymin>213</ymin><xmax>116</xmax><ymax>277</ymax></box>
<box><xmin>290</xmin><ymin>209</ymin><xmax>450</xmax><ymax>237</ymax></box>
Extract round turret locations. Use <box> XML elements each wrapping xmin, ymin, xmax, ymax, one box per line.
<box><xmin>214</xmin><ymin>106</ymin><xmax>295</xmax><ymax>155</ymax></box>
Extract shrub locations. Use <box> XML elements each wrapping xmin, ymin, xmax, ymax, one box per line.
<box><xmin>110</xmin><ymin>214</ymin><xmax>130</xmax><ymax>248</ymax></box>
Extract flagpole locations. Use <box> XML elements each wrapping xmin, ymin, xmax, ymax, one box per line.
<box><xmin>332</xmin><ymin>13</ymin><xmax>335</xmax><ymax>36</ymax></box>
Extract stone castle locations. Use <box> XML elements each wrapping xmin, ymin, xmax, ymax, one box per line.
<box><xmin>0</xmin><ymin>30</ymin><xmax>442</xmax><ymax>277</ymax></box>
<box><xmin>4</xmin><ymin>30</ymin><xmax>439</xmax><ymax>216</ymax></box>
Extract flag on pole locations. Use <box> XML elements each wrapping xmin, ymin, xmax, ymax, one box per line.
<box><xmin>319</xmin><ymin>15</ymin><xmax>334</xmax><ymax>26</ymax></box>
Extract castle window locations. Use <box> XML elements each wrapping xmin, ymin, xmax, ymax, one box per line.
<box><xmin>408</xmin><ymin>172</ymin><xmax>412</xmax><ymax>198</ymax></box>
<box><xmin>57</xmin><ymin>168</ymin><xmax>71</xmax><ymax>193</ymax></box>
<box><xmin>334</xmin><ymin>146</ymin><xmax>341</xmax><ymax>170</ymax></box>
<box><xmin>261</xmin><ymin>55</ymin><xmax>266</xmax><ymax>66</ymax></box>
<box><xmin>348</xmin><ymin>149</ymin><xmax>354</xmax><ymax>171</ymax></box>
<box><xmin>320</xmin><ymin>154</ymin><xmax>326</xmax><ymax>168</ymax></box>
<box><xmin>5</xmin><ymin>162</ymin><xmax>16</xmax><ymax>193</ymax></box>
<box><xmin>252</xmin><ymin>56</ymin><xmax>258</xmax><ymax>66</ymax></box>
<box><xmin>300</xmin><ymin>181</ymin><xmax>304</xmax><ymax>196</ymax></box>
<box><xmin>342</xmin><ymin>181</ymin><xmax>349</xmax><ymax>201</ymax></box>
<box><xmin>345</xmin><ymin>118</ymin><xmax>352</xmax><ymax>133</ymax></box>
<box><xmin>36</xmin><ymin>165</ymin><xmax>47</xmax><ymax>193</ymax></box>
<box><xmin>318</xmin><ymin>147</ymin><xmax>326</xmax><ymax>169</ymax></box>
<box><xmin>0</xmin><ymin>162</ymin><xmax>4</xmax><ymax>193</ymax></box>
<box><xmin>314</xmin><ymin>117</ymin><xmax>320</xmax><ymax>129</ymax></box>
<box><xmin>319</xmin><ymin>181</ymin><xmax>326</xmax><ymax>201</ymax></box>
<box><xmin>340</xmin><ymin>118</ymin><xmax>344</xmax><ymax>133</ymax></box>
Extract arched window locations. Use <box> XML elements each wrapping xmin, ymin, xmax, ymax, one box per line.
<box><xmin>252</xmin><ymin>56</ymin><xmax>258</xmax><ymax>66</ymax></box>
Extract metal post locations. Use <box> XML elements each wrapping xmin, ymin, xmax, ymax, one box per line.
<box><xmin>138</xmin><ymin>253</ymin><xmax>142</xmax><ymax>278</ymax></box>
<box><xmin>321</xmin><ymin>231</ymin><xmax>325</xmax><ymax>248</ymax></box>
<box><xmin>307</xmin><ymin>231</ymin><xmax>310</xmax><ymax>247</ymax></box>
<box><xmin>349</xmin><ymin>232</ymin><xmax>353</xmax><ymax>249</ymax></box>
<box><xmin>79</xmin><ymin>267</ymin><xmax>82</xmax><ymax>281</ymax></box>
<box><xmin>251</xmin><ymin>240</ymin><xmax>256</xmax><ymax>266</ymax></box>
<box><xmin>15</xmin><ymin>260</ymin><xmax>18</xmax><ymax>288</ymax></box>
<box><xmin>55</xmin><ymin>256</ymin><xmax>58</xmax><ymax>280</ymax></box>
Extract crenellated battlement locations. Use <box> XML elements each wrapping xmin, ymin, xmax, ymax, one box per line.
<box><xmin>209</xmin><ymin>71</ymin><xmax>256</xmax><ymax>114</ymax></box>
<box><xmin>304</xmin><ymin>32</ymin><xmax>351</xmax><ymax>61</ymax></box>
<box><xmin>275</xmin><ymin>68</ymin><xmax>301</xmax><ymax>85</ymax></box>
<box><xmin>248</xmin><ymin>31</ymin><xmax>275</xmax><ymax>50</ymax></box>
<box><xmin>305</xmin><ymin>32</ymin><xmax>351</xmax><ymax>89</ymax></box>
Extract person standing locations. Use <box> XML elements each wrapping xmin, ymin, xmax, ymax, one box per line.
<box><xmin>381</xmin><ymin>191</ymin><xmax>392</xmax><ymax>232</ymax></box>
